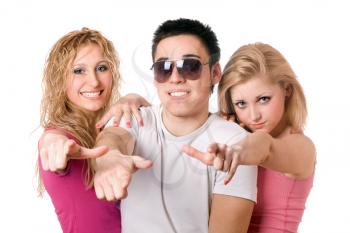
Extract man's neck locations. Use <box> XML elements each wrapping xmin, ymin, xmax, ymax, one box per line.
<box><xmin>161</xmin><ymin>109</ymin><xmax>210</xmax><ymax>137</ymax></box>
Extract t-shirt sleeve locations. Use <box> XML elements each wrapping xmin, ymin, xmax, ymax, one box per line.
<box><xmin>212</xmin><ymin>131</ymin><xmax>258</xmax><ymax>202</ymax></box>
<box><xmin>213</xmin><ymin>165</ymin><xmax>257</xmax><ymax>202</ymax></box>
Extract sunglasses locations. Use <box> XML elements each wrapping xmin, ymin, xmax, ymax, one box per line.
<box><xmin>151</xmin><ymin>58</ymin><xmax>210</xmax><ymax>83</ymax></box>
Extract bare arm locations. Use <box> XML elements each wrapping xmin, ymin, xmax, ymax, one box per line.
<box><xmin>260</xmin><ymin>130</ymin><xmax>316</xmax><ymax>178</ymax></box>
<box><xmin>183</xmin><ymin>130</ymin><xmax>316</xmax><ymax>183</ymax></box>
<box><xmin>209</xmin><ymin>195</ymin><xmax>254</xmax><ymax>233</ymax></box>
<box><xmin>93</xmin><ymin>127</ymin><xmax>152</xmax><ymax>201</ymax></box>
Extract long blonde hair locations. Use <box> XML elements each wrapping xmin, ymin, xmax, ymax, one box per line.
<box><xmin>218</xmin><ymin>43</ymin><xmax>307</xmax><ymax>132</ymax></box>
<box><xmin>38</xmin><ymin>27</ymin><xmax>120</xmax><ymax>194</ymax></box>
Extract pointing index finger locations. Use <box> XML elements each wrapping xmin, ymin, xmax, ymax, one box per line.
<box><xmin>182</xmin><ymin>145</ymin><xmax>215</xmax><ymax>165</ymax></box>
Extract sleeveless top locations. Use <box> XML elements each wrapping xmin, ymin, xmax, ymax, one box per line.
<box><xmin>248</xmin><ymin>166</ymin><xmax>314</xmax><ymax>233</ymax></box>
<box><xmin>38</xmin><ymin>129</ymin><xmax>121</xmax><ymax>233</ymax></box>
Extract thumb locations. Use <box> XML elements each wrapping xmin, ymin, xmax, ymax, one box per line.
<box><xmin>132</xmin><ymin>156</ymin><xmax>153</xmax><ymax>169</ymax></box>
<box><xmin>141</xmin><ymin>99</ymin><xmax>152</xmax><ymax>107</ymax></box>
<box><xmin>207</xmin><ymin>143</ymin><xmax>219</xmax><ymax>153</ymax></box>
<box><xmin>69</xmin><ymin>145</ymin><xmax>108</xmax><ymax>159</ymax></box>
<box><xmin>64</xmin><ymin>139</ymin><xmax>81</xmax><ymax>157</ymax></box>
<box><xmin>96</xmin><ymin>110</ymin><xmax>114</xmax><ymax>128</ymax></box>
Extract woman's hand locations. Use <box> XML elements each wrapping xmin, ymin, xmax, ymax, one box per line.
<box><xmin>96</xmin><ymin>93</ymin><xmax>151</xmax><ymax>129</ymax></box>
<box><xmin>39</xmin><ymin>132</ymin><xmax>108</xmax><ymax>172</ymax></box>
<box><xmin>183</xmin><ymin>131</ymin><xmax>272</xmax><ymax>184</ymax></box>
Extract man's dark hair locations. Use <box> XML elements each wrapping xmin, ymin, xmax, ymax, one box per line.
<box><xmin>152</xmin><ymin>18</ymin><xmax>220</xmax><ymax>67</ymax></box>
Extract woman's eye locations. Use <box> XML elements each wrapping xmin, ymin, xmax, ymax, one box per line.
<box><xmin>235</xmin><ymin>101</ymin><xmax>246</xmax><ymax>109</ymax></box>
<box><xmin>73</xmin><ymin>68</ymin><xmax>84</xmax><ymax>75</ymax></box>
<box><xmin>97</xmin><ymin>65</ymin><xmax>108</xmax><ymax>72</ymax></box>
<box><xmin>259</xmin><ymin>96</ymin><xmax>271</xmax><ymax>103</ymax></box>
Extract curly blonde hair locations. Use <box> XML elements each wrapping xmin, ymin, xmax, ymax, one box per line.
<box><xmin>38</xmin><ymin>27</ymin><xmax>120</xmax><ymax>194</ymax></box>
<box><xmin>218</xmin><ymin>43</ymin><xmax>307</xmax><ymax>132</ymax></box>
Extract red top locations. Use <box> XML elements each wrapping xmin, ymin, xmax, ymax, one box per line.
<box><xmin>38</xmin><ymin>129</ymin><xmax>121</xmax><ymax>233</ymax></box>
<box><xmin>248</xmin><ymin>166</ymin><xmax>314</xmax><ymax>233</ymax></box>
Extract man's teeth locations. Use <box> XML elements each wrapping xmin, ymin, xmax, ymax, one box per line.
<box><xmin>81</xmin><ymin>91</ymin><xmax>101</xmax><ymax>97</ymax></box>
<box><xmin>170</xmin><ymin>91</ymin><xmax>187</xmax><ymax>97</ymax></box>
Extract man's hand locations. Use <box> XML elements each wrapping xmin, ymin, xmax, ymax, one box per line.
<box><xmin>93</xmin><ymin>149</ymin><xmax>153</xmax><ymax>201</ymax></box>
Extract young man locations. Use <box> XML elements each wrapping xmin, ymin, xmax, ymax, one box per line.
<box><xmin>93</xmin><ymin>18</ymin><xmax>257</xmax><ymax>233</ymax></box>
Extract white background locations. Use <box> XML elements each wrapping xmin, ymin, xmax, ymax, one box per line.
<box><xmin>0</xmin><ymin>0</ymin><xmax>349</xmax><ymax>232</ymax></box>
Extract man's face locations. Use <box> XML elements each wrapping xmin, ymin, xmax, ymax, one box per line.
<box><xmin>153</xmin><ymin>34</ymin><xmax>220</xmax><ymax>119</ymax></box>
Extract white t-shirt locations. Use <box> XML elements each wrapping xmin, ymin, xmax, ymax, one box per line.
<box><xmin>114</xmin><ymin>106</ymin><xmax>257</xmax><ymax>233</ymax></box>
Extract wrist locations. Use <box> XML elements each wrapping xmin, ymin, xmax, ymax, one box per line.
<box><xmin>254</xmin><ymin>131</ymin><xmax>273</xmax><ymax>164</ymax></box>
<box><xmin>95</xmin><ymin>149</ymin><xmax>121</xmax><ymax>168</ymax></box>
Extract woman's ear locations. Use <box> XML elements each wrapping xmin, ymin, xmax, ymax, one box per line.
<box><xmin>285</xmin><ymin>83</ymin><xmax>293</xmax><ymax>98</ymax></box>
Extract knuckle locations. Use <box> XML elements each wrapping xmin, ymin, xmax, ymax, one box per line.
<box><xmin>204</xmin><ymin>155</ymin><xmax>214</xmax><ymax>164</ymax></box>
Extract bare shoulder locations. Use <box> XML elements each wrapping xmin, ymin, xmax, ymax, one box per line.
<box><xmin>279</xmin><ymin>127</ymin><xmax>314</xmax><ymax>143</ymax></box>
<box><xmin>280</xmin><ymin>127</ymin><xmax>316</xmax><ymax>178</ymax></box>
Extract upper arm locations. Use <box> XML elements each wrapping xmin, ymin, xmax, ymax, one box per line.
<box><xmin>263</xmin><ymin>132</ymin><xmax>316</xmax><ymax>178</ymax></box>
<box><xmin>209</xmin><ymin>194</ymin><xmax>254</xmax><ymax>233</ymax></box>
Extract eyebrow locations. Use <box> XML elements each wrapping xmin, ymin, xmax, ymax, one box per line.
<box><xmin>232</xmin><ymin>93</ymin><xmax>271</xmax><ymax>102</ymax></box>
<box><xmin>73</xmin><ymin>59</ymin><xmax>108</xmax><ymax>67</ymax></box>
<box><xmin>155</xmin><ymin>54</ymin><xmax>201</xmax><ymax>62</ymax></box>
<box><xmin>232</xmin><ymin>98</ymin><xmax>244</xmax><ymax>103</ymax></box>
<box><xmin>255</xmin><ymin>93</ymin><xmax>271</xmax><ymax>100</ymax></box>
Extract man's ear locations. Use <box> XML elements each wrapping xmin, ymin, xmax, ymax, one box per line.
<box><xmin>211</xmin><ymin>62</ymin><xmax>222</xmax><ymax>85</ymax></box>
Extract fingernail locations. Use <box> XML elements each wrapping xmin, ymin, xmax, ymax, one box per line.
<box><xmin>140</xmin><ymin>120</ymin><xmax>144</xmax><ymax>127</ymax></box>
<box><xmin>224</xmin><ymin>179</ymin><xmax>228</xmax><ymax>185</ymax></box>
<box><xmin>95</xmin><ymin>123</ymin><xmax>101</xmax><ymax>128</ymax></box>
<box><xmin>113</xmin><ymin>121</ymin><xmax>119</xmax><ymax>127</ymax></box>
<box><xmin>126</xmin><ymin>122</ymin><xmax>131</xmax><ymax>128</ymax></box>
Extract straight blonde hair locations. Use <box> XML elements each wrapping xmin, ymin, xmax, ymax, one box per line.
<box><xmin>218</xmin><ymin>43</ymin><xmax>307</xmax><ymax>132</ymax></box>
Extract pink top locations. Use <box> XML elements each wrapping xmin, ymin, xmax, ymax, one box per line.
<box><xmin>248</xmin><ymin>166</ymin><xmax>314</xmax><ymax>233</ymax></box>
<box><xmin>38</xmin><ymin>130</ymin><xmax>121</xmax><ymax>233</ymax></box>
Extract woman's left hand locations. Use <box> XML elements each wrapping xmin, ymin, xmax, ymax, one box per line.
<box><xmin>96</xmin><ymin>93</ymin><xmax>151</xmax><ymax>129</ymax></box>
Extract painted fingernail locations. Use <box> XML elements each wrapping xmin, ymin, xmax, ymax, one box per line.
<box><xmin>126</xmin><ymin>122</ymin><xmax>131</xmax><ymax>128</ymax></box>
<box><xmin>224</xmin><ymin>179</ymin><xmax>228</xmax><ymax>185</ymax></box>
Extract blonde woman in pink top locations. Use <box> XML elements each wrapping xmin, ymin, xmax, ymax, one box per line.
<box><xmin>37</xmin><ymin>28</ymin><xmax>122</xmax><ymax>233</ymax></box>
<box><xmin>183</xmin><ymin>43</ymin><xmax>316</xmax><ymax>232</ymax></box>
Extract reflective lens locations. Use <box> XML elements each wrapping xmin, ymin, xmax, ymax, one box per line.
<box><xmin>151</xmin><ymin>58</ymin><xmax>209</xmax><ymax>83</ymax></box>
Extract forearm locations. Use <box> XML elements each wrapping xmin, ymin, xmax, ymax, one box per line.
<box><xmin>95</xmin><ymin>127</ymin><xmax>134</xmax><ymax>155</ymax></box>
<box><xmin>94</xmin><ymin>127</ymin><xmax>135</xmax><ymax>170</ymax></box>
<box><xmin>209</xmin><ymin>194</ymin><xmax>254</xmax><ymax>233</ymax></box>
